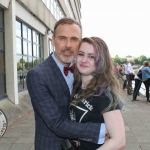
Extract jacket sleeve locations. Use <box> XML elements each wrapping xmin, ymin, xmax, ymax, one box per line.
<box><xmin>26</xmin><ymin>69</ymin><xmax>103</xmax><ymax>143</ymax></box>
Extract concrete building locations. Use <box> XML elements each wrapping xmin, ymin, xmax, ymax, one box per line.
<box><xmin>0</xmin><ymin>0</ymin><xmax>81</xmax><ymax>125</ymax></box>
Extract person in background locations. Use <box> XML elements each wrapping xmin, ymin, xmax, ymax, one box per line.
<box><xmin>132</xmin><ymin>75</ymin><xmax>142</xmax><ymax>101</ymax></box>
<box><xmin>26</xmin><ymin>17</ymin><xmax>106</xmax><ymax>150</ymax></box>
<box><xmin>119</xmin><ymin>64</ymin><xmax>127</xmax><ymax>90</ymax></box>
<box><xmin>125</xmin><ymin>61</ymin><xmax>135</xmax><ymax>95</ymax></box>
<box><xmin>119</xmin><ymin>64</ymin><xmax>124</xmax><ymax>76</ymax></box>
<box><xmin>114</xmin><ymin>63</ymin><xmax>121</xmax><ymax>79</ymax></box>
<box><xmin>114</xmin><ymin>63</ymin><xmax>119</xmax><ymax>72</ymax></box>
<box><xmin>133</xmin><ymin>62</ymin><xmax>145</xmax><ymax>101</ymax></box>
<box><xmin>123</xmin><ymin>61</ymin><xmax>128</xmax><ymax>90</ymax></box>
<box><xmin>141</xmin><ymin>61</ymin><xmax>150</xmax><ymax>102</ymax></box>
<box><xmin>70</xmin><ymin>37</ymin><xmax>126</xmax><ymax>150</ymax></box>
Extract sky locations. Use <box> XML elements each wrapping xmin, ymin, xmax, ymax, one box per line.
<box><xmin>80</xmin><ymin>0</ymin><xmax>150</xmax><ymax>58</ymax></box>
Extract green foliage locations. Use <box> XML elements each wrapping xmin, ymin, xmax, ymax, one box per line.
<box><xmin>133</xmin><ymin>58</ymin><xmax>139</xmax><ymax>64</ymax></box>
<box><xmin>147</xmin><ymin>57</ymin><xmax>150</xmax><ymax>62</ymax></box>
<box><xmin>112</xmin><ymin>55</ymin><xmax>149</xmax><ymax>65</ymax></box>
<box><xmin>19</xmin><ymin>58</ymin><xmax>26</xmax><ymax>63</ymax></box>
<box><xmin>34</xmin><ymin>59</ymin><xmax>40</xmax><ymax>66</ymax></box>
<box><xmin>138</xmin><ymin>55</ymin><xmax>148</xmax><ymax>65</ymax></box>
<box><xmin>17</xmin><ymin>62</ymin><xmax>22</xmax><ymax>70</ymax></box>
<box><xmin>112</xmin><ymin>55</ymin><xmax>126</xmax><ymax>64</ymax></box>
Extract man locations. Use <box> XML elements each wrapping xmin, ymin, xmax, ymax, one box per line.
<box><xmin>123</xmin><ymin>60</ymin><xmax>128</xmax><ymax>90</ymax></box>
<box><xmin>133</xmin><ymin>62</ymin><xmax>145</xmax><ymax>101</ymax></box>
<box><xmin>27</xmin><ymin>17</ymin><xmax>105</xmax><ymax>150</ymax></box>
<box><xmin>125</xmin><ymin>60</ymin><xmax>135</xmax><ymax>95</ymax></box>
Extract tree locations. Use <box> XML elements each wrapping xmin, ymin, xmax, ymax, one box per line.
<box><xmin>112</xmin><ymin>55</ymin><xmax>149</xmax><ymax>66</ymax></box>
<box><xmin>112</xmin><ymin>55</ymin><xmax>126</xmax><ymax>65</ymax></box>
<box><xmin>147</xmin><ymin>57</ymin><xmax>150</xmax><ymax>62</ymax></box>
<box><xmin>138</xmin><ymin>55</ymin><xmax>147</xmax><ymax>65</ymax></box>
<box><xmin>133</xmin><ymin>58</ymin><xmax>139</xmax><ymax>64</ymax></box>
<box><xmin>34</xmin><ymin>59</ymin><xmax>40</xmax><ymax>66</ymax></box>
<box><xmin>19</xmin><ymin>58</ymin><xmax>26</xmax><ymax>64</ymax></box>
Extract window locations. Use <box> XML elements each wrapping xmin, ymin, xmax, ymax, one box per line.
<box><xmin>16</xmin><ymin>21</ymin><xmax>44</xmax><ymax>92</ymax></box>
<box><xmin>42</xmin><ymin>0</ymin><xmax>65</xmax><ymax>20</ymax></box>
<box><xmin>0</xmin><ymin>8</ymin><xmax>6</xmax><ymax>99</ymax></box>
<box><xmin>64</xmin><ymin>0</ymin><xmax>74</xmax><ymax>18</ymax></box>
<box><xmin>48</xmin><ymin>39</ymin><xmax>54</xmax><ymax>54</ymax></box>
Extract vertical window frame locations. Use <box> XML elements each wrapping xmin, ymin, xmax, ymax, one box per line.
<box><xmin>0</xmin><ymin>8</ymin><xmax>6</xmax><ymax>100</ymax></box>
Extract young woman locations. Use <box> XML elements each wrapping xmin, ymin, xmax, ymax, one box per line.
<box><xmin>70</xmin><ymin>37</ymin><xmax>125</xmax><ymax>150</ymax></box>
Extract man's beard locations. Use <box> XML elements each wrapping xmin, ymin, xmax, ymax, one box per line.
<box><xmin>59</xmin><ymin>54</ymin><xmax>75</xmax><ymax>64</ymax></box>
<box><xmin>55</xmin><ymin>49</ymin><xmax>76</xmax><ymax>64</ymax></box>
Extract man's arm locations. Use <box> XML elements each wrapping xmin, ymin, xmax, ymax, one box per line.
<box><xmin>27</xmin><ymin>69</ymin><xmax>105</xmax><ymax>144</ymax></box>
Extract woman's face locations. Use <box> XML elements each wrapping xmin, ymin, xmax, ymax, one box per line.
<box><xmin>76</xmin><ymin>42</ymin><xmax>96</xmax><ymax>76</ymax></box>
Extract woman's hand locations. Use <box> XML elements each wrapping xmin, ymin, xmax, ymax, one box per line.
<box><xmin>105</xmin><ymin>130</ymin><xmax>110</xmax><ymax>142</ymax></box>
<box><xmin>72</xmin><ymin>140</ymin><xmax>80</xmax><ymax>147</ymax></box>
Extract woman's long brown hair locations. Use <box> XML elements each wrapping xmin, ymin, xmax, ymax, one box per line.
<box><xmin>71</xmin><ymin>37</ymin><xmax>121</xmax><ymax>113</ymax></box>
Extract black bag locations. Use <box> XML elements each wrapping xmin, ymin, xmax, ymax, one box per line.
<box><xmin>62</xmin><ymin>139</ymin><xmax>77</xmax><ymax>150</ymax></box>
<box><xmin>129</xmin><ymin>74</ymin><xmax>135</xmax><ymax>80</ymax></box>
<box><xmin>137</xmin><ymin>70</ymin><xmax>142</xmax><ymax>79</ymax></box>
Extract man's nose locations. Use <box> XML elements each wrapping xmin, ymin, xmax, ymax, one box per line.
<box><xmin>66</xmin><ymin>39</ymin><xmax>71</xmax><ymax>47</ymax></box>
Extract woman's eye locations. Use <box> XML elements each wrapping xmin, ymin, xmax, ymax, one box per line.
<box><xmin>89</xmin><ymin>55</ymin><xmax>94</xmax><ymax>59</ymax></box>
<box><xmin>78</xmin><ymin>53</ymin><xmax>83</xmax><ymax>56</ymax></box>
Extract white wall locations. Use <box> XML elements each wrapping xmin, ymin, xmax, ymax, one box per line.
<box><xmin>0</xmin><ymin>0</ymin><xmax>10</xmax><ymax>9</ymax></box>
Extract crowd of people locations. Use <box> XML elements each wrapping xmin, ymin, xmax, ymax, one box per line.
<box><xmin>115</xmin><ymin>60</ymin><xmax>150</xmax><ymax>102</ymax></box>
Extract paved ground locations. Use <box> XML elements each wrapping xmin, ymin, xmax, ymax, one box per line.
<box><xmin>0</xmin><ymin>91</ymin><xmax>150</xmax><ymax>150</ymax></box>
<box><xmin>121</xmin><ymin>90</ymin><xmax>150</xmax><ymax>150</ymax></box>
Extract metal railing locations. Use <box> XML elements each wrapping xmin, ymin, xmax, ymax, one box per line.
<box><xmin>132</xmin><ymin>82</ymin><xmax>150</xmax><ymax>96</ymax></box>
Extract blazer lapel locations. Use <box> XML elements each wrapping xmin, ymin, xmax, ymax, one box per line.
<box><xmin>47</xmin><ymin>55</ymin><xmax>70</xmax><ymax>96</ymax></box>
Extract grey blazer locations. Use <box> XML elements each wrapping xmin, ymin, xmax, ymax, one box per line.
<box><xmin>26</xmin><ymin>54</ymin><xmax>101</xmax><ymax>150</ymax></box>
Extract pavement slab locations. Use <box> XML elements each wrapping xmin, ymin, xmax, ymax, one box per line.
<box><xmin>0</xmin><ymin>92</ymin><xmax>150</xmax><ymax>150</ymax></box>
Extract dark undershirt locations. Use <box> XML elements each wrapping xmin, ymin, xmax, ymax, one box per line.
<box><xmin>70</xmin><ymin>87</ymin><xmax>120</xmax><ymax>150</ymax></box>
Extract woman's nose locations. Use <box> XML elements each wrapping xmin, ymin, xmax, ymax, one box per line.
<box><xmin>81</xmin><ymin>56</ymin><xmax>87</xmax><ymax>62</ymax></box>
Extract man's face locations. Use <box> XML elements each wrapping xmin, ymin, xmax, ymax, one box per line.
<box><xmin>52</xmin><ymin>24</ymin><xmax>81</xmax><ymax>66</ymax></box>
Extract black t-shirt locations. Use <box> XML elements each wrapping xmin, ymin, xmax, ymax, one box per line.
<box><xmin>70</xmin><ymin>87</ymin><xmax>120</xmax><ymax>150</ymax></box>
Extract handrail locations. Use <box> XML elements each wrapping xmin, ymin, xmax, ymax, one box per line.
<box><xmin>132</xmin><ymin>81</ymin><xmax>150</xmax><ymax>96</ymax></box>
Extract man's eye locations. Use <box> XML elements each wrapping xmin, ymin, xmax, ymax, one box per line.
<box><xmin>59</xmin><ymin>37</ymin><xmax>65</xmax><ymax>40</ymax></box>
<box><xmin>72</xmin><ymin>38</ymin><xmax>78</xmax><ymax>41</ymax></box>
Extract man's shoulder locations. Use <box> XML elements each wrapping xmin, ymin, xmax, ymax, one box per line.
<box><xmin>28</xmin><ymin>56</ymin><xmax>55</xmax><ymax>74</ymax></box>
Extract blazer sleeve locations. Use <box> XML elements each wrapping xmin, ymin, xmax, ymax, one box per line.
<box><xmin>26</xmin><ymin>69</ymin><xmax>103</xmax><ymax>144</ymax></box>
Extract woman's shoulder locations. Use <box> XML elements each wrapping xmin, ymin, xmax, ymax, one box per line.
<box><xmin>94</xmin><ymin>87</ymin><xmax>113</xmax><ymax>102</ymax></box>
<box><xmin>93</xmin><ymin>87</ymin><xmax>120</xmax><ymax>111</ymax></box>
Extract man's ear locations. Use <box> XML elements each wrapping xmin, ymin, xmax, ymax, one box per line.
<box><xmin>52</xmin><ymin>35</ymin><xmax>55</xmax><ymax>46</ymax></box>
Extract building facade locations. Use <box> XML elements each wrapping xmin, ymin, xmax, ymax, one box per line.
<box><xmin>0</xmin><ymin>0</ymin><xmax>81</xmax><ymax>104</ymax></box>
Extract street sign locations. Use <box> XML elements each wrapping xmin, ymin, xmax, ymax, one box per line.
<box><xmin>0</xmin><ymin>109</ymin><xmax>7</xmax><ymax>138</ymax></box>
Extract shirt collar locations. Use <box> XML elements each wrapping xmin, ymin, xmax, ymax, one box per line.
<box><xmin>52</xmin><ymin>52</ymin><xmax>74</xmax><ymax>69</ymax></box>
<box><xmin>52</xmin><ymin>52</ymin><xmax>64</xmax><ymax>71</ymax></box>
